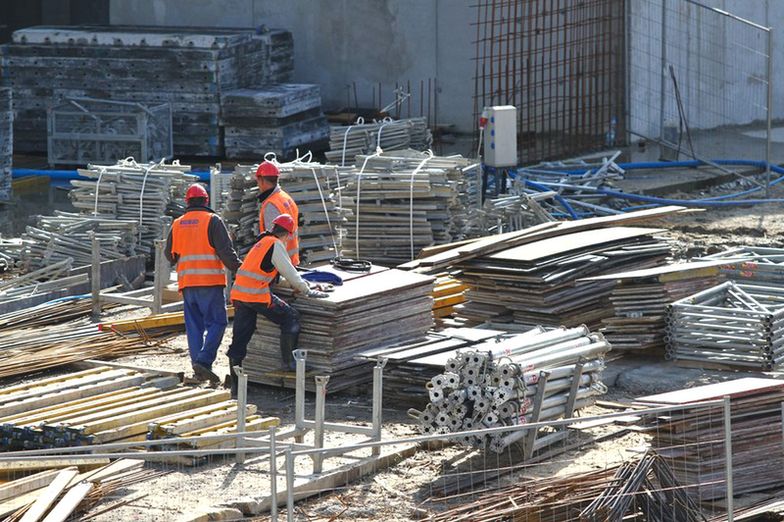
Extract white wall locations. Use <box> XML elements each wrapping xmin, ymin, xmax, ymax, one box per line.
<box><xmin>109</xmin><ymin>0</ymin><xmax>477</xmax><ymax>132</ymax></box>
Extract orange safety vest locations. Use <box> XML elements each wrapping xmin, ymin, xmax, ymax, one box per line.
<box><xmin>230</xmin><ymin>235</ymin><xmax>279</xmax><ymax>304</ymax></box>
<box><xmin>260</xmin><ymin>187</ymin><xmax>300</xmax><ymax>266</ymax></box>
<box><xmin>171</xmin><ymin>210</ymin><xmax>227</xmax><ymax>290</ymax></box>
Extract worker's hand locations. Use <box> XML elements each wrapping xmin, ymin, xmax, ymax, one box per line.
<box><xmin>306</xmin><ymin>289</ymin><xmax>330</xmax><ymax>299</ymax></box>
<box><xmin>309</xmin><ymin>283</ymin><xmax>334</xmax><ymax>293</ymax></box>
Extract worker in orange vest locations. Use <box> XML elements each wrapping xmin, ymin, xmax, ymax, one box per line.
<box><xmin>255</xmin><ymin>161</ymin><xmax>300</xmax><ymax>265</ymax></box>
<box><xmin>166</xmin><ymin>183</ymin><xmax>241</xmax><ymax>384</ymax></box>
<box><xmin>226</xmin><ymin>213</ymin><xmax>327</xmax><ymax>397</ymax></box>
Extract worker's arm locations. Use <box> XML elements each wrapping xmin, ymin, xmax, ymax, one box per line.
<box><xmin>270</xmin><ymin>241</ymin><xmax>310</xmax><ymax>294</ymax></box>
<box><xmin>164</xmin><ymin>228</ymin><xmax>178</xmax><ymax>264</ymax></box>
<box><xmin>207</xmin><ymin>215</ymin><xmax>242</xmax><ymax>272</ymax></box>
<box><xmin>262</xmin><ymin>203</ymin><xmax>281</xmax><ymax>233</ymax></box>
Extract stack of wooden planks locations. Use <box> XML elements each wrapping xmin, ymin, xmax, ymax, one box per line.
<box><xmin>583</xmin><ymin>261</ymin><xmax>724</xmax><ymax>352</ymax></box>
<box><xmin>220</xmin><ymin>162</ymin><xmax>350</xmax><ymax>264</ymax></box>
<box><xmin>401</xmin><ymin>207</ymin><xmax>696</xmax><ymax>328</ymax></box>
<box><xmin>1</xmin><ymin>25</ymin><xmax>293</xmax><ymax>156</ymax></box>
<box><xmin>0</xmin><ymin>366</ymin><xmax>277</xmax><ymax>455</ymax></box>
<box><xmin>325</xmin><ymin>117</ymin><xmax>432</xmax><ymax>164</ymax></box>
<box><xmin>0</xmin><ymin>87</ymin><xmax>11</xmax><ymax>201</ymax></box>
<box><xmin>244</xmin><ymin>264</ymin><xmax>434</xmax><ymax>392</ymax></box>
<box><xmin>638</xmin><ymin>378</ymin><xmax>784</xmax><ymax>500</ymax></box>
<box><xmin>221</xmin><ymin>84</ymin><xmax>329</xmax><ymax>159</ymax></box>
<box><xmin>0</xmin><ymin>459</ymin><xmax>160</xmax><ymax>521</ymax></box>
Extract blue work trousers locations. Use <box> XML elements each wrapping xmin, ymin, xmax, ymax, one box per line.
<box><xmin>227</xmin><ymin>295</ymin><xmax>300</xmax><ymax>363</ymax></box>
<box><xmin>182</xmin><ymin>286</ymin><xmax>228</xmax><ymax>369</ymax></box>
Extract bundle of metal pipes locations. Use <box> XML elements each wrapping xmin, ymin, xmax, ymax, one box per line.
<box><xmin>666</xmin><ymin>281</ymin><xmax>784</xmax><ymax>370</ymax></box>
<box><xmin>0</xmin><ymin>87</ymin><xmax>11</xmax><ymax>201</ymax></box>
<box><xmin>412</xmin><ymin>325</ymin><xmax>610</xmax><ymax>454</ymax></box>
<box><xmin>0</xmin><ymin>258</ymin><xmax>86</xmax><ymax>305</ymax></box>
<box><xmin>462</xmin><ymin>191</ymin><xmax>555</xmax><ymax>237</ymax></box>
<box><xmin>19</xmin><ymin>211</ymin><xmax>139</xmax><ymax>270</ymax></box>
<box><xmin>70</xmin><ymin>159</ymin><xmax>197</xmax><ymax>256</ymax></box>
<box><xmin>220</xmin><ymin>162</ymin><xmax>350</xmax><ymax>263</ymax></box>
<box><xmin>325</xmin><ymin>117</ymin><xmax>432</xmax><ymax>165</ymax></box>
<box><xmin>341</xmin><ymin>151</ymin><xmax>473</xmax><ymax>265</ymax></box>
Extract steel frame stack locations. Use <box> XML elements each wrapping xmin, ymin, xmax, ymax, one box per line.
<box><xmin>701</xmin><ymin>246</ymin><xmax>784</xmax><ymax>284</ymax></box>
<box><xmin>666</xmin><ymin>281</ymin><xmax>784</xmax><ymax>370</ymax></box>
<box><xmin>47</xmin><ymin>97</ymin><xmax>172</xmax><ymax>166</ymax></box>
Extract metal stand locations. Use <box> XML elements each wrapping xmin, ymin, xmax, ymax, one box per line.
<box><xmin>277</xmin><ymin>349</ymin><xmax>387</xmax><ymax>473</ymax></box>
<box><xmin>235</xmin><ymin>365</ymin><xmax>249</xmax><ymax>464</ymax></box>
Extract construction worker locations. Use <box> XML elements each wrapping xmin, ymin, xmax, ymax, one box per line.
<box><xmin>255</xmin><ymin>161</ymin><xmax>300</xmax><ymax>265</ymax></box>
<box><xmin>166</xmin><ymin>183</ymin><xmax>241</xmax><ymax>384</ymax></box>
<box><xmin>226</xmin><ymin>213</ymin><xmax>327</xmax><ymax>397</ymax></box>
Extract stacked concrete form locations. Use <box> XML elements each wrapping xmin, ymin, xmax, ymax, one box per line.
<box><xmin>243</xmin><ymin>265</ymin><xmax>434</xmax><ymax>392</ymax></box>
<box><xmin>221</xmin><ymin>84</ymin><xmax>329</xmax><ymax>160</ymax></box>
<box><xmin>221</xmin><ymin>163</ymin><xmax>349</xmax><ymax>264</ymax></box>
<box><xmin>0</xmin><ymin>88</ymin><xmax>11</xmax><ymax>201</ymax></box>
<box><xmin>0</xmin><ymin>25</ymin><xmax>293</xmax><ymax>156</ymax></box>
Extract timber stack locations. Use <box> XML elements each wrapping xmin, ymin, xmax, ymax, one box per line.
<box><xmin>244</xmin><ymin>265</ymin><xmax>434</xmax><ymax>392</ymax></box>
<box><xmin>221</xmin><ymin>84</ymin><xmax>330</xmax><ymax>160</ymax></box>
<box><xmin>0</xmin><ymin>88</ymin><xmax>11</xmax><ymax>201</ymax></box>
<box><xmin>0</xmin><ymin>25</ymin><xmax>293</xmax><ymax>155</ymax></box>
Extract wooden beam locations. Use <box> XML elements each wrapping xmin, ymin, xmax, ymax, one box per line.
<box><xmin>40</xmin><ymin>481</ymin><xmax>92</xmax><ymax>522</ymax></box>
<box><xmin>0</xmin><ymin>469</ymin><xmax>61</xmax><ymax>503</ymax></box>
<box><xmin>0</xmin><ymin>459</ymin><xmax>108</xmax><ymax>476</ymax></box>
<box><xmin>19</xmin><ymin>468</ymin><xmax>79</xmax><ymax>522</ymax></box>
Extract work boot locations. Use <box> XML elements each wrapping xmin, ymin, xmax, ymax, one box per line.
<box><xmin>225</xmin><ymin>359</ymin><xmax>242</xmax><ymax>399</ymax></box>
<box><xmin>193</xmin><ymin>362</ymin><xmax>220</xmax><ymax>385</ymax></box>
<box><xmin>280</xmin><ymin>333</ymin><xmax>298</xmax><ymax>372</ymax></box>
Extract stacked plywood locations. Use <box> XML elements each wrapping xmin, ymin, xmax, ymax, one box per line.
<box><xmin>583</xmin><ymin>261</ymin><xmax>724</xmax><ymax>352</ymax></box>
<box><xmin>0</xmin><ymin>25</ymin><xmax>293</xmax><ymax>155</ymax></box>
<box><xmin>220</xmin><ymin>162</ymin><xmax>350</xmax><ymax>263</ymax></box>
<box><xmin>221</xmin><ymin>84</ymin><xmax>329</xmax><ymax>159</ymax></box>
<box><xmin>0</xmin><ymin>88</ymin><xmax>11</xmax><ymax>201</ymax></box>
<box><xmin>243</xmin><ymin>265</ymin><xmax>434</xmax><ymax>392</ymax></box>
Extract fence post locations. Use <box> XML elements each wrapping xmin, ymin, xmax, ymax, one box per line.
<box><xmin>765</xmin><ymin>27</ymin><xmax>773</xmax><ymax>198</ymax></box>
<box><xmin>285</xmin><ymin>447</ymin><xmax>295</xmax><ymax>522</ymax></box>
<box><xmin>723</xmin><ymin>395</ymin><xmax>734</xmax><ymax>522</ymax></box>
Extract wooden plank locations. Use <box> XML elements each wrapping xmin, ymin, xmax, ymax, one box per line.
<box><xmin>0</xmin><ymin>460</ymin><xmax>108</xmax><ymax>475</ymax></box>
<box><xmin>0</xmin><ymin>490</ymin><xmax>42</xmax><ymax>518</ymax></box>
<box><xmin>40</xmin><ymin>481</ymin><xmax>92</xmax><ymax>522</ymax></box>
<box><xmin>0</xmin><ymin>469</ymin><xmax>62</xmax><ymax>503</ymax></box>
<box><xmin>580</xmin><ymin>260</ymin><xmax>727</xmax><ymax>282</ymax></box>
<box><xmin>19</xmin><ymin>468</ymin><xmax>79</xmax><ymax>522</ymax></box>
<box><xmin>636</xmin><ymin>377</ymin><xmax>784</xmax><ymax>405</ymax></box>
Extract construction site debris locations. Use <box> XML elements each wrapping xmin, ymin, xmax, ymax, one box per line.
<box><xmin>638</xmin><ymin>377</ymin><xmax>784</xmax><ymax>499</ymax></box>
<box><xmin>325</xmin><ymin>117</ymin><xmax>432</xmax><ymax>165</ymax></box>
<box><xmin>221</xmin><ymin>84</ymin><xmax>329</xmax><ymax>160</ymax></box>
<box><xmin>244</xmin><ymin>265</ymin><xmax>434</xmax><ymax>392</ymax></box>
<box><xmin>701</xmin><ymin>246</ymin><xmax>784</xmax><ymax>284</ymax></box>
<box><xmin>1</xmin><ymin>25</ymin><xmax>293</xmax><ymax>156</ymax></box>
<box><xmin>666</xmin><ymin>281</ymin><xmax>784</xmax><ymax>370</ymax></box>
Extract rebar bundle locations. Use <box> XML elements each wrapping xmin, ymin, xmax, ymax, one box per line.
<box><xmin>325</xmin><ymin>117</ymin><xmax>432</xmax><ymax>165</ymax></box>
<box><xmin>666</xmin><ymin>281</ymin><xmax>784</xmax><ymax>370</ymax></box>
<box><xmin>414</xmin><ymin>326</ymin><xmax>610</xmax><ymax>454</ymax></box>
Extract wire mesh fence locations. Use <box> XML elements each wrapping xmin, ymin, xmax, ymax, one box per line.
<box><xmin>628</xmin><ymin>0</ymin><xmax>772</xmax><ymax>172</ymax></box>
<box><xmin>472</xmin><ymin>0</ymin><xmax>626</xmax><ymax>164</ymax></box>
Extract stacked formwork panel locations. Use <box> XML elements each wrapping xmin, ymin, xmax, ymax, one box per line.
<box><xmin>0</xmin><ymin>25</ymin><xmax>293</xmax><ymax>156</ymax></box>
<box><xmin>0</xmin><ymin>88</ymin><xmax>11</xmax><ymax>201</ymax></box>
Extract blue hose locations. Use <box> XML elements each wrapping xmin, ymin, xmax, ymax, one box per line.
<box><xmin>524</xmin><ymin>179</ymin><xmax>579</xmax><ymax>219</ymax></box>
<box><xmin>12</xmin><ymin>168</ymin><xmax>212</xmax><ymax>182</ymax></box>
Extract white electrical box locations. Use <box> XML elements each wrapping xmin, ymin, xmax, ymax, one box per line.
<box><xmin>483</xmin><ymin>105</ymin><xmax>518</xmax><ymax>167</ymax></box>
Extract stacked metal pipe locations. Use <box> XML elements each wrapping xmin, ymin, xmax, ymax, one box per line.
<box><xmin>0</xmin><ymin>88</ymin><xmax>11</xmax><ymax>201</ymax></box>
<box><xmin>325</xmin><ymin>117</ymin><xmax>432</xmax><ymax>165</ymax></box>
<box><xmin>220</xmin><ymin>162</ymin><xmax>350</xmax><ymax>263</ymax></box>
<box><xmin>69</xmin><ymin>159</ymin><xmax>196</xmax><ymax>256</ymax></box>
<box><xmin>666</xmin><ymin>280</ymin><xmax>784</xmax><ymax>370</ymax></box>
<box><xmin>414</xmin><ymin>326</ymin><xmax>610</xmax><ymax>453</ymax></box>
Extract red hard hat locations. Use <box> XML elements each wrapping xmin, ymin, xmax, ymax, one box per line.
<box><xmin>255</xmin><ymin>161</ymin><xmax>280</xmax><ymax>178</ymax></box>
<box><xmin>271</xmin><ymin>213</ymin><xmax>295</xmax><ymax>234</ymax></box>
<box><xmin>185</xmin><ymin>183</ymin><xmax>209</xmax><ymax>203</ymax></box>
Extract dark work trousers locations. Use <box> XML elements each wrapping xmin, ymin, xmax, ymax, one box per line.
<box><xmin>182</xmin><ymin>286</ymin><xmax>228</xmax><ymax>369</ymax></box>
<box><xmin>227</xmin><ymin>295</ymin><xmax>301</xmax><ymax>363</ymax></box>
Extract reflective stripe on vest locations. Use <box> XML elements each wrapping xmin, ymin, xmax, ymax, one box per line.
<box><xmin>260</xmin><ymin>188</ymin><xmax>300</xmax><ymax>266</ymax></box>
<box><xmin>171</xmin><ymin>210</ymin><xmax>227</xmax><ymax>290</ymax></box>
<box><xmin>230</xmin><ymin>235</ymin><xmax>280</xmax><ymax>304</ymax></box>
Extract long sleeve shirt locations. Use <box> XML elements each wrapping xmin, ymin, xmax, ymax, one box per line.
<box><xmin>165</xmin><ymin>206</ymin><xmax>242</xmax><ymax>272</ymax></box>
<box><xmin>269</xmin><ymin>241</ymin><xmax>310</xmax><ymax>294</ymax></box>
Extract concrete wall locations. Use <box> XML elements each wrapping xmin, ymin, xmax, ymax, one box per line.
<box><xmin>629</xmin><ymin>0</ymin><xmax>780</xmax><ymax>141</ymax></box>
<box><xmin>109</xmin><ymin>0</ymin><xmax>477</xmax><ymax>133</ymax></box>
